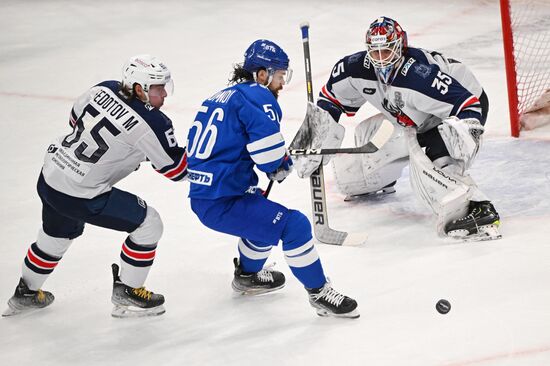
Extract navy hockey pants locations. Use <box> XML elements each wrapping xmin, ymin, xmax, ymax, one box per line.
<box><xmin>37</xmin><ymin>173</ymin><xmax>147</xmax><ymax>239</ymax></box>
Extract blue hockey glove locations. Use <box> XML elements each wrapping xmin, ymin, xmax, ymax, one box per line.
<box><xmin>268</xmin><ymin>153</ymin><xmax>294</xmax><ymax>183</ymax></box>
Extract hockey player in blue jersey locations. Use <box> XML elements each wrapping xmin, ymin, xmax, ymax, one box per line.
<box><xmin>295</xmin><ymin>17</ymin><xmax>501</xmax><ymax>242</ymax></box>
<box><xmin>3</xmin><ymin>55</ymin><xmax>188</xmax><ymax>318</ymax></box>
<box><xmin>187</xmin><ymin>39</ymin><xmax>359</xmax><ymax>318</ymax></box>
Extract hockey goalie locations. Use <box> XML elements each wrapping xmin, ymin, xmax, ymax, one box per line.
<box><xmin>294</xmin><ymin>16</ymin><xmax>502</xmax><ymax>242</ymax></box>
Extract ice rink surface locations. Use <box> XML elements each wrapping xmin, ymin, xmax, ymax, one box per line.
<box><xmin>1</xmin><ymin>1</ymin><xmax>550</xmax><ymax>365</ymax></box>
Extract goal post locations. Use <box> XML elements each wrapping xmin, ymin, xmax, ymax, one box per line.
<box><xmin>500</xmin><ymin>0</ymin><xmax>550</xmax><ymax>137</ymax></box>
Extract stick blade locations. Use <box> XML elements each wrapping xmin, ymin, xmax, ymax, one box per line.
<box><xmin>314</xmin><ymin>225</ymin><xmax>347</xmax><ymax>245</ymax></box>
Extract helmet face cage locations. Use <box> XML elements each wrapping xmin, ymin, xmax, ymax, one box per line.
<box><xmin>365</xmin><ymin>17</ymin><xmax>407</xmax><ymax>83</ymax></box>
<box><xmin>243</xmin><ymin>39</ymin><xmax>292</xmax><ymax>85</ymax></box>
<box><xmin>122</xmin><ymin>55</ymin><xmax>173</xmax><ymax>99</ymax></box>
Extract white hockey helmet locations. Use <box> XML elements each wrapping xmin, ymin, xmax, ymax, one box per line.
<box><xmin>121</xmin><ymin>54</ymin><xmax>173</xmax><ymax>96</ymax></box>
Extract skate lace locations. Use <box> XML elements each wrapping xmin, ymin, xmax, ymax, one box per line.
<box><xmin>256</xmin><ymin>262</ymin><xmax>276</xmax><ymax>283</ymax></box>
<box><xmin>313</xmin><ymin>285</ymin><xmax>345</xmax><ymax>307</ymax></box>
<box><xmin>457</xmin><ymin>207</ymin><xmax>481</xmax><ymax>223</ymax></box>
<box><xmin>132</xmin><ymin>287</ymin><xmax>152</xmax><ymax>300</ymax></box>
<box><xmin>37</xmin><ymin>289</ymin><xmax>45</xmax><ymax>302</ymax></box>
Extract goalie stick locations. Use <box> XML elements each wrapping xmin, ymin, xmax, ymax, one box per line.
<box><xmin>292</xmin><ymin>22</ymin><xmax>367</xmax><ymax>246</ymax></box>
<box><xmin>289</xmin><ymin>142</ymin><xmax>378</xmax><ymax>156</ymax></box>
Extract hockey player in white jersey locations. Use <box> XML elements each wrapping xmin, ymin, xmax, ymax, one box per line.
<box><xmin>296</xmin><ymin>16</ymin><xmax>501</xmax><ymax>241</ymax></box>
<box><xmin>3</xmin><ymin>55</ymin><xmax>188</xmax><ymax>317</ymax></box>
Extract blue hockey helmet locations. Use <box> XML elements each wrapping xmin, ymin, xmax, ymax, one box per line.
<box><xmin>366</xmin><ymin>16</ymin><xmax>408</xmax><ymax>84</ymax></box>
<box><xmin>243</xmin><ymin>39</ymin><xmax>292</xmax><ymax>84</ymax></box>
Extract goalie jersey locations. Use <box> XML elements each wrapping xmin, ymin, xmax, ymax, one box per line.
<box><xmin>186</xmin><ymin>81</ymin><xmax>286</xmax><ymax>199</ymax></box>
<box><xmin>318</xmin><ymin>47</ymin><xmax>485</xmax><ymax>132</ymax></box>
<box><xmin>42</xmin><ymin>80</ymin><xmax>187</xmax><ymax>199</ymax></box>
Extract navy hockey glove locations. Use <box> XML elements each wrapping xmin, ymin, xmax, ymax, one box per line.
<box><xmin>268</xmin><ymin>153</ymin><xmax>294</xmax><ymax>183</ymax></box>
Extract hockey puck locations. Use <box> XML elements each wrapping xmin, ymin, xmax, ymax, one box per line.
<box><xmin>436</xmin><ymin>299</ymin><xmax>451</xmax><ymax>314</ymax></box>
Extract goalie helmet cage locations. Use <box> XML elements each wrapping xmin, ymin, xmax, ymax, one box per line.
<box><xmin>500</xmin><ymin>0</ymin><xmax>550</xmax><ymax>137</ymax></box>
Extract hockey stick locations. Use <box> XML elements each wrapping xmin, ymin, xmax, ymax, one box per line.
<box><xmin>294</xmin><ymin>22</ymin><xmax>354</xmax><ymax>246</ymax></box>
<box><xmin>289</xmin><ymin>142</ymin><xmax>378</xmax><ymax>156</ymax></box>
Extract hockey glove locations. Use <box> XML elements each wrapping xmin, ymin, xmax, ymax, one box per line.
<box><xmin>268</xmin><ymin>153</ymin><xmax>294</xmax><ymax>183</ymax></box>
<box><xmin>438</xmin><ymin>116</ymin><xmax>484</xmax><ymax>173</ymax></box>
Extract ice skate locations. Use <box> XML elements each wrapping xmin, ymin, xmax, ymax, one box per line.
<box><xmin>110</xmin><ymin>264</ymin><xmax>165</xmax><ymax>318</ymax></box>
<box><xmin>2</xmin><ymin>278</ymin><xmax>54</xmax><ymax>317</ymax></box>
<box><xmin>344</xmin><ymin>181</ymin><xmax>396</xmax><ymax>202</ymax></box>
<box><xmin>231</xmin><ymin>258</ymin><xmax>285</xmax><ymax>295</ymax></box>
<box><xmin>307</xmin><ymin>281</ymin><xmax>359</xmax><ymax>319</ymax></box>
<box><xmin>444</xmin><ymin>201</ymin><xmax>502</xmax><ymax>242</ymax></box>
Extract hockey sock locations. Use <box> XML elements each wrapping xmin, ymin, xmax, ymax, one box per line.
<box><xmin>237</xmin><ymin>238</ymin><xmax>273</xmax><ymax>273</ymax></box>
<box><xmin>280</xmin><ymin>210</ymin><xmax>326</xmax><ymax>289</ymax></box>
<box><xmin>119</xmin><ymin>237</ymin><xmax>157</xmax><ymax>289</ymax></box>
<box><xmin>22</xmin><ymin>242</ymin><xmax>62</xmax><ymax>291</ymax></box>
<box><xmin>21</xmin><ymin>229</ymin><xmax>72</xmax><ymax>291</ymax></box>
<box><xmin>283</xmin><ymin>239</ymin><xmax>326</xmax><ymax>289</ymax></box>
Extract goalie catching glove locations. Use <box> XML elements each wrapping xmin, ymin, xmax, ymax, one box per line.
<box><xmin>438</xmin><ymin>117</ymin><xmax>484</xmax><ymax>173</ymax></box>
<box><xmin>268</xmin><ymin>152</ymin><xmax>294</xmax><ymax>183</ymax></box>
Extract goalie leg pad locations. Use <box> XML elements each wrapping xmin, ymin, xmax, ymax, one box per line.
<box><xmin>332</xmin><ymin>153</ymin><xmax>408</xmax><ymax>197</ymax></box>
<box><xmin>406</xmin><ymin>128</ymin><xmax>477</xmax><ymax>236</ymax></box>
<box><xmin>332</xmin><ymin>124</ymin><xmax>409</xmax><ymax>197</ymax></box>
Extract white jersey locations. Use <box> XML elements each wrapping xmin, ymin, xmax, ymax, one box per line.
<box><xmin>318</xmin><ymin>47</ymin><xmax>484</xmax><ymax>132</ymax></box>
<box><xmin>42</xmin><ymin>80</ymin><xmax>187</xmax><ymax>198</ymax></box>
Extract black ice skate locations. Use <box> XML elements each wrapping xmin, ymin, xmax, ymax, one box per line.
<box><xmin>307</xmin><ymin>281</ymin><xmax>359</xmax><ymax>319</ymax></box>
<box><xmin>2</xmin><ymin>278</ymin><xmax>54</xmax><ymax>317</ymax></box>
<box><xmin>344</xmin><ymin>181</ymin><xmax>396</xmax><ymax>202</ymax></box>
<box><xmin>110</xmin><ymin>264</ymin><xmax>165</xmax><ymax>318</ymax></box>
<box><xmin>444</xmin><ymin>200</ymin><xmax>502</xmax><ymax>242</ymax></box>
<box><xmin>232</xmin><ymin>258</ymin><xmax>286</xmax><ymax>295</ymax></box>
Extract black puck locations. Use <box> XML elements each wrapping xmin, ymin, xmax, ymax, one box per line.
<box><xmin>436</xmin><ymin>299</ymin><xmax>451</xmax><ymax>314</ymax></box>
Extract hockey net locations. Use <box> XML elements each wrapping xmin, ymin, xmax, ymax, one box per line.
<box><xmin>500</xmin><ymin>0</ymin><xmax>550</xmax><ymax>137</ymax></box>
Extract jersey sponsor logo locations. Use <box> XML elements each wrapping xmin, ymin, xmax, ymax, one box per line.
<box><xmin>413</xmin><ymin>63</ymin><xmax>431</xmax><ymax>79</ymax></box>
<box><xmin>187</xmin><ymin>169</ymin><xmax>213</xmax><ymax>186</ymax></box>
<box><xmin>401</xmin><ymin>57</ymin><xmax>416</xmax><ymax>76</ymax></box>
<box><xmin>47</xmin><ymin>144</ymin><xmax>58</xmax><ymax>154</ymax></box>
<box><xmin>362</xmin><ymin>88</ymin><xmax>376</xmax><ymax>95</ymax></box>
<box><xmin>48</xmin><ymin>146</ymin><xmax>91</xmax><ymax>182</ymax></box>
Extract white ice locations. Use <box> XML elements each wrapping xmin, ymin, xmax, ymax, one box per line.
<box><xmin>1</xmin><ymin>1</ymin><xmax>550</xmax><ymax>365</ymax></box>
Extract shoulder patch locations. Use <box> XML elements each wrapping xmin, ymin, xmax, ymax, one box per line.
<box><xmin>413</xmin><ymin>63</ymin><xmax>432</xmax><ymax>79</ymax></box>
<box><xmin>401</xmin><ymin>58</ymin><xmax>416</xmax><ymax>76</ymax></box>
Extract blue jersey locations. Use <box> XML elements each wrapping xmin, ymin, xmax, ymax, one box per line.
<box><xmin>187</xmin><ymin>81</ymin><xmax>286</xmax><ymax>199</ymax></box>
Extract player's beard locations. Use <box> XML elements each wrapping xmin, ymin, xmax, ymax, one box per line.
<box><xmin>269</xmin><ymin>86</ymin><xmax>281</xmax><ymax>99</ymax></box>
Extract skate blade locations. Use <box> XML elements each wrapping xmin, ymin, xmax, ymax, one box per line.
<box><xmin>111</xmin><ymin>304</ymin><xmax>166</xmax><ymax>318</ymax></box>
<box><xmin>315</xmin><ymin>308</ymin><xmax>360</xmax><ymax>319</ymax></box>
<box><xmin>2</xmin><ymin>305</ymin><xmax>23</xmax><ymax>317</ymax></box>
<box><xmin>447</xmin><ymin>224</ymin><xmax>502</xmax><ymax>243</ymax></box>
<box><xmin>231</xmin><ymin>283</ymin><xmax>285</xmax><ymax>296</ymax></box>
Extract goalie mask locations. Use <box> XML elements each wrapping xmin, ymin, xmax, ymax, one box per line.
<box><xmin>243</xmin><ymin>39</ymin><xmax>293</xmax><ymax>85</ymax></box>
<box><xmin>365</xmin><ymin>16</ymin><xmax>408</xmax><ymax>84</ymax></box>
<box><xmin>122</xmin><ymin>55</ymin><xmax>174</xmax><ymax>101</ymax></box>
